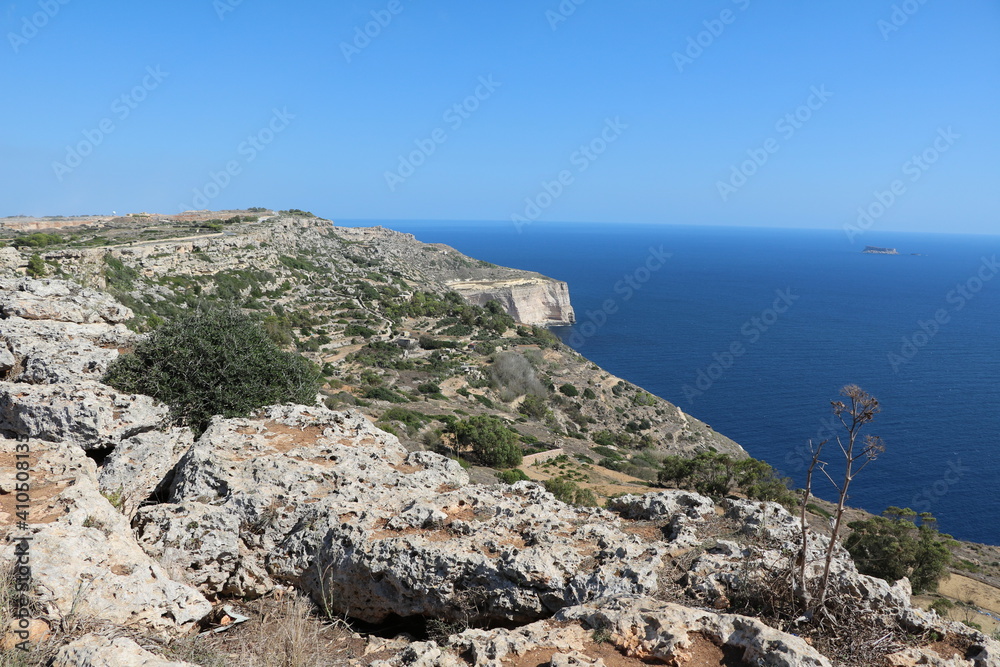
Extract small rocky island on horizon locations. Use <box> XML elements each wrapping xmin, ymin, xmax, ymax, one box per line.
<box><xmin>862</xmin><ymin>245</ymin><xmax>899</xmax><ymax>254</ymax></box>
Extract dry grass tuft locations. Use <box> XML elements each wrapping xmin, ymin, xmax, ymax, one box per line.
<box><xmin>166</xmin><ymin>592</ymin><xmax>359</xmax><ymax>667</ymax></box>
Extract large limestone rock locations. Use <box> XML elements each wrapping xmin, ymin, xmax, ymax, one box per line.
<box><xmin>606</xmin><ymin>489</ymin><xmax>715</xmax><ymax>521</ymax></box>
<box><xmin>0</xmin><ymin>278</ymin><xmax>136</xmax><ymax>385</ymax></box>
<box><xmin>607</xmin><ymin>489</ymin><xmax>716</xmax><ymax>554</ymax></box>
<box><xmin>0</xmin><ymin>278</ymin><xmax>158</xmax><ymax>451</ymax></box>
<box><xmin>281</xmin><ymin>480</ymin><xmax>667</xmax><ymax>624</ymax></box>
<box><xmin>0</xmin><ymin>316</ymin><xmax>133</xmax><ymax>384</ymax></box>
<box><xmin>682</xmin><ymin>498</ymin><xmax>892</xmax><ymax>613</ymax></box>
<box><xmin>53</xmin><ymin>634</ymin><xmax>196</xmax><ymax>667</ymax></box>
<box><xmin>372</xmin><ymin>595</ymin><xmax>834</xmax><ymax>666</ymax></box>
<box><xmin>136</xmin><ymin>405</ymin><xmax>667</xmax><ymax>623</ymax></box>
<box><xmin>887</xmin><ymin>643</ymin><xmax>1000</xmax><ymax>667</ymax></box>
<box><xmin>0</xmin><ymin>278</ymin><xmax>132</xmax><ymax>324</ymax></box>
<box><xmin>98</xmin><ymin>427</ymin><xmax>194</xmax><ymax>519</ymax></box>
<box><xmin>560</xmin><ymin>595</ymin><xmax>833</xmax><ymax>666</ymax></box>
<box><xmin>0</xmin><ymin>381</ymin><xmax>167</xmax><ymax>450</ymax></box>
<box><xmin>0</xmin><ymin>438</ymin><xmax>211</xmax><ymax>636</ymax></box>
<box><xmin>0</xmin><ymin>246</ymin><xmax>21</xmax><ymax>274</ymax></box>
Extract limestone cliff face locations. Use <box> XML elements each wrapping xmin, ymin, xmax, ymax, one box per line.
<box><xmin>447</xmin><ymin>277</ymin><xmax>575</xmax><ymax>326</ymax></box>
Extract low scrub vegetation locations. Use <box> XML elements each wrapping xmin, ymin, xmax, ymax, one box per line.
<box><xmin>658</xmin><ymin>451</ymin><xmax>796</xmax><ymax>505</ymax></box>
<box><xmin>450</xmin><ymin>415</ymin><xmax>523</xmax><ymax>468</ymax></box>
<box><xmin>543</xmin><ymin>477</ymin><xmax>598</xmax><ymax>506</ymax></box>
<box><xmin>103</xmin><ymin>308</ymin><xmax>321</xmax><ymax>432</ymax></box>
<box><xmin>845</xmin><ymin>507</ymin><xmax>953</xmax><ymax>593</ymax></box>
<box><xmin>489</xmin><ymin>351</ymin><xmax>546</xmax><ymax>401</ymax></box>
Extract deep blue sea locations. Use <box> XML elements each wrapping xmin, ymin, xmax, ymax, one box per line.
<box><xmin>341</xmin><ymin>220</ymin><xmax>1000</xmax><ymax>545</ymax></box>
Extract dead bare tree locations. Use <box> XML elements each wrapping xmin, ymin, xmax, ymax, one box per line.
<box><xmin>796</xmin><ymin>437</ymin><xmax>827</xmax><ymax>611</ymax></box>
<box><xmin>812</xmin><ymin>384</ymin><xmax>885</xmax><ymax>610</ymax></box>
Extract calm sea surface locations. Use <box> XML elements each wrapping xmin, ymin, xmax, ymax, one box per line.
<box><xmin>341</xmin><ymin>220</ymin><xmax>1000</xmax><ymax>545</ymax></box>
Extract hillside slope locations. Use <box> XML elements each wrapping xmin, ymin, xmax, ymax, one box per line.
<box><xmin>12</xmin><ymin>210</ymin><xmax>744</xmax><ymax>498</ymax></box>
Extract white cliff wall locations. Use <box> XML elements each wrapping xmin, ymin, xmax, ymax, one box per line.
<box><xmin>448</xmin><ymin>277</ymin><xmax>575</xmax><ymax>326</ymax></box>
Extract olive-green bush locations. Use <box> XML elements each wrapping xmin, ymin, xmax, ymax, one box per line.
<box><xmin>452</xmin><ymin>415</ymin><xmax>523</xmax><ymax>468</ymax></box>
<box><xmin>103</xmin><ymin>308</ymin><xmax>320</xmax><ymax>432</ymax></box>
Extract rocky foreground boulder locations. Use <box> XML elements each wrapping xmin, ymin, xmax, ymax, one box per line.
<box><xmin>136</xmin><ymin>405</ymin><xmax>670</xmax><ymax>624</ymax></box>
<box><xmin>0</xmin><ymin>437</ymin><xmax>211</xmax><ymax>636</ymax></box>
<box><xmin>369</xmin><ymin>595</ymin><xmax>835</xmax><ymax>667</ymax></box>
<box><xmin>0</xmin><ymin>278</ymin><xmax>167</xmax><ymax>452</ymax></box>
<box><xmin>53</xmin><ymin>633</ymin><xmax>197</xmax><ymax>667</ymax></box>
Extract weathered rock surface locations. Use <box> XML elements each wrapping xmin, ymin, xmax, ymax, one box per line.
<box><xmin>605</xmin><ymin>489</ymin><xmax>715</xmax><ymax>521</ymax></box>
<box><xmin>0</xmin><ymin>278</ymin><xmax>136</xmax><ymax>385</ymax></box>
<box><xmin>0</xmin><ymin>278</ymin><xmax>161</xmax><ymax>451</ymax></box>
<box><xmin>606</xmin><ymin>489</ymin><xmax>717</xmax><ymax>554</ymax></box>
<box><xmin>53</xmin><ymin>633</ymin><xmax>196</xmax><ymax>667</ymax></box>
<box><xmin>0</xmin><ymin>278</ymin><xmax>133</xmax><ymax>324</ymax></box>
<box><xmin>0</xmin><ymin>246</ymin><xmax>21</xmax><ymax>273</ymax></box>
<box><xmin>0</xmin><ymin>316</ymin><xmax>133</xmax><ymax>384</ymax></box>
<box><xmin>0</xmin><ymin>438</ymin><xmax>211</xmax><ymax>636</ymax></box>
<box><xmin>136</xmin><ymin>405</ymin><xmax>667</xmax><ymax>623</ymax></box>
<box><xmin>683</xmin><ymin>498</ymin><xmax>909</xmax><ymax>615</ymax></box>
<box><xmin>98</xmin><ymin>427</ymin><xmax>194</xmax><ymax>519</ymax></box>
<box><xmin>887</xmin><ymin>644</ymin><xmax>1000</xmax><ymax>667</ymax></box>
<box><xmin>372</xmin><ymin>595</ymin><xmax>834</xmax><ymax>666</ymax></box>
<box><xmin>0</xmin><ymin>381</ymin><xmax>167</xmax><ymax>450</ymax></box>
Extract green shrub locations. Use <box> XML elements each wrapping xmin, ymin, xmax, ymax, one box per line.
<box><xmin>518</xmin><ymin>393</ymin><xmax>548</xmax><ymax>419</ymax></box>
<box><xmin>592</xmin><ymin>430</ymin><xmax>616</xmax><ymax>448</ymax></box>
<box><xmin>592</xmin><ymin>445</ymin><xmax>622</xmax><ymax>461</ymax></box>
<box><xmin>26</xmin><ymin>253</ymin><xmax>46</xmax><ymax>278</ymax></box>
<box><xmin>474</xmin><ymin>394</ymin><xmax>496</xmax><ymax>409</ymax></box>
<box><xmin>559</xmin><ymin>383</ymin><xmax>579</xmax><ymax>397</ymax></box>
<box><xmin>352</xmin><ymin>341</ymin><xmax>406</xmax><ymax>368</ymax></box>
<box><xmin>419</xmin><ymin>335</ymin><xmax>461</xmax><ymax>350</ymax></box>
<box><xmin>103</xmin><ymin>254</ymin><xmax>139</xmax><ymax>290</ymax></box>
<box><xmin>929</xmin><ymin>598</ymin><xmax>954</xmax><ymax>617</ymax></box>
<box><xmin>278</xmin><ymin>254</ymin><xmax>322</xmax><ymax>273</ymax></box>
<box><xmin>625</xmin><ymin>418</ymin><xmax>651</xmax><ymax>432</ymax></box>
<box><xmin>806</xmin><ymin>503</ymin><xmax>832</xmax><ymax>520</ymax></box>
<box><xmin>452</xmin><ymin>415</ymin><xmax>522</xmax><ymax>468</ymax></box>
<box><xmin>496</xmin><ymin>469</ymin><xmax>529</xmax><ymax>484</ymax></box>
<box><xmin>344</xmin><ymin>323</ymin><xmax>377</xmax><ymax>339</ymax></box>
<box><xmin>632</xmin><ymin>391</ymin><xmax>656</xmax><ymax>406</ymax></box>
<box><xmin>12</xmin><ymin>232</ymin><xmax>63</xmax><ymax>248</ymax></box>
<box><xmin>362</xmin><ymin>386</ymin><xmax>409</xmax><ymax>403</ymax></box>
<box><xmin>543</xmin><ymin>478</ymin><xmax>598</xmax><ymax>506</ymax></box>
<box><xmin>440</xmin><ymin>324</ymin><xmax>473</xmax><ymax>337</ymax></box>
<box><xmin>657</xmin><ymin>452</ymin><xmax>795</xmax><ymax>505</ymax></box>
<box><xmin>845</xmin><ymin>510</ymin><xmax>953</xmax><ymax>593</ymax></box>
<box><xmin>417</xmin><ymin>382</ymin><xmax>441</xmax><ymax>395</ymax></box>
<box><xmin>582</xmin><ymin>387</ymin><xmax>597</xmax><ymax>400</ymax></box>
<box><xmin>380</xmin><ymin>407</ymin><xmax>430</xmax><ymax>434</ymax></box>
<box><xmin>376</xmin><ymin>422</ymin><xmax>400</xmax><ymax>437</ymax></box>
<box><xmin>103</xmin><ymin>308</ymin><xmax>320</xmax><ymax>432</ymax></box>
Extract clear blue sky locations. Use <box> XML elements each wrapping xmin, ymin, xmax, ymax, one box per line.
<box><xmin>3</xmin><ymin>1</ymin><xmax>998</xmax><ymax>233</ymax></box>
